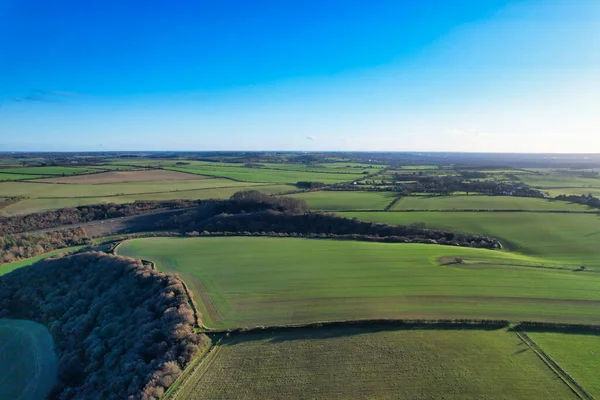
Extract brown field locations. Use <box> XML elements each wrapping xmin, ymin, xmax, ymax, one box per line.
<box><xmin>33</xmin><ymin>169</ymin><xmax>208</xmax><ymax>184</ymax></box>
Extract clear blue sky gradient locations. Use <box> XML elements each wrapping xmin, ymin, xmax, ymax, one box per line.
<box><xmin>1</xmin><ymin>0</ymin><xmax>598</xmax><ymax>152</ymax></box>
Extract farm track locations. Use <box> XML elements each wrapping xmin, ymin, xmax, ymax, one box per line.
<box><xmin>514</xmin><ymin>328</ymin><xmax>595</xmax><ymax>400</ymax></box>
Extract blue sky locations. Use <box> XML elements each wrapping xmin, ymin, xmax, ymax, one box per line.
<box><xmin>1</xmin><ymin>0</ymin><xmax>598</xmax><ymax>152</ymax></box>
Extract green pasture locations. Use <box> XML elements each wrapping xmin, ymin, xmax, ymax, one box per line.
<box><xmin>1</xmin><ymin>184</ymin><xmax>296</xmax><ymax>215</ymax></box>
<box><xmin>527</xmin><ymin>331</ymin><xmax>600</xmax><ymax>397</ymax></box>
<box><xmin>0</xmin><ymin>246</ymin><xmax>86</xmax><ymax>275</ymax></box>
<box><xmin>253</xmin><ymin>163</ymin><xmax>369</xmax><ymax>174</ymax></box>
<box><xmin>0</xmin><ymin>173</ymin><xmax>47</xmax><ymax>181</ymax></box>
<box><xmin>117</xmin><ymin>237</ymin><xmax>600</xmax><ymax>329</ymax></box>
<box><xmin>392</xmin><ymin>195</ymin><xmax>594</xmax><ymax>211</ymax></box>
<box><xmin>0</xmin><ymin>178</ymin><xmax>261</xmax><ymax>198</ymax></box>
<box><xmin>2</xmin><ymin>166</ymin><xmax>97</xmax><ymax>176</ymax></box>
<box><xmin>0</xmin><ymin>319</ymin><xmax>58</xmax><ymax>400</ymax></box>
<box><xmin>547</xmin><ymin>187</ymin><xmax>600</xmax><ymax>197</ymax></box>
<box><xmin>166</xmin><ymin>165</ymin><xmax>364</xmax><ymax>184</ymax></box>
<box><xmin>341</xmin><ymin>211</ymin><xmax>600</xmax><ymax>266</ymax></box>
<box><xmin>86</xmin><ymin>164</ymin><xmax>141</xmax><ymax>171</ymax></box>
<box><xmin>283</xmin><ymin>191</ymin><xmax>398</xmax><ymax>210</ymax></box>
<box><xmin>518</xmin><ymin>174</ymin><xmax>600</xmax><ymax>188</ymax></box>
<box><xmin>169</xmin><ymin>327</ymin><xmax>574</xmax><ymax>400</ymax></box>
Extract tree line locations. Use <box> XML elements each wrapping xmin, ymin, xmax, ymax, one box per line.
<box><xmin>0</xmin><ymin>200</ymin><xmax>203</xmax><ymax>235</ymax></box>
<box><xmin>0</xmin><ymin>227</ymin><xmax>90</xmax><ymax>264</ymax></box>
<box><xmin>0</xmin><ymin>252</ymin><xmax>209</xmax><ymax>399</ymax></box>
<box><xmin>151</xmin><ymin>191</ymin><xmax>501</xmax><ymax>249</ymax></box>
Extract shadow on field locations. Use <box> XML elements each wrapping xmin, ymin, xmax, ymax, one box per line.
<box><xmin>217</xmin><ymin>322</ymin><xmax>507</xmax><ymax>346</ymax></box>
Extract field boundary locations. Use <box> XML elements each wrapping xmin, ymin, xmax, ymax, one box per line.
<box><xmin>514</xmin><ymin>327</ymin><xmax>594</xmax><ymax>400</ymax></box>
<box><xmin>383</xmin><ymin>194</ymin><xmax>403</xmax><ymax>211</ymax></box>
<box><xmin>202</xmin><ymin>318</ymin><xmax>511</xmax><ymax>334</ymax></box>
<box><xmin>162</xmin><ymin>337</ymin><xmax>222</xmax><ymax>400</ymax></box>
<box><xmin>337</xmin><ymin>208</ymin><xmax>598</xmax><ymax>214</ymax></box>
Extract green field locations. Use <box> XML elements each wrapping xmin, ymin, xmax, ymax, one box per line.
<box><xmin>1</xmin><ymin>166</ymin><xmax>98</xmax><ymax>175</ymax></box>
<box><xmin>0</xmin><ymin>184</ymin><xmax>296</xmax><ymax>216</ymax></box>
<box><xmin>0</xmin><ymin>319</ymin><xmax>58</xmax><ymax>400</ymax></box>
<box><xmin>392</xmin><ymin>195</ymin><xmax>594</xmax><ymax>211</ymax></box>
<box><xmin>117</xmin><ymin>237</ymin><xmax>600</xmax><ymax>329</ymax></box>
<box><xmin>517</xmin><ymin>174</ymin><xmax>600</xmax><ymax>189</ymax></box>
<box><xmin>341</xmin><ymin>211</ymin><xmax>600</xmax><ymax>266</ymax></box>
<box><xmin>0</xmin><ymin>246</ymin><xmax>86</xmax><ymax>275</ymax></box>
<box><xmin>527</xmin><ymin>331</ymin><xmax>600</xmax><ymax>398</ymax></box>
<box><xmin>0</xmin><ymin>173</ymin><xmax>47</xmax><ymax>181</ymax></box>
<box><xmin>166</xmin><ymin>165</ymin><xmax>364</xmax><ymax>184</ymax></box>
<box><xmin>0</xmin><ymin>178</ymin><xmax>262</xmax><ymax>198</ymax></box>
<box><xmin>284</xmin><ymin>191</ymin><xmax>398</xmax><ymax>211</ymax></box>
<box><xmin>547</xmin><ymin>187</ymin><xmax>600</xmax><ymax>197</ymax></box>
<box><xmin>169</xmin><ymin>327</ymin><xmax>574</xmax><ymax>400</ymax></box>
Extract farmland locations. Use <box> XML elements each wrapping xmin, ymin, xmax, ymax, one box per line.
<box><xmin>34</xmin><ymin>169</ymin><xmax>207</xmax><ymax>184</ymax></box>
<box><xmin>0</xmin><ymin>166</ymin><xmax>98</xmax><ymax>175</ymax></box>
<box><xmin>340</xmin><ymin>211</ymin><xmax>600</xmax><ymax>266</ymax></box>
<box><xmin>117</xmin><ymin>236</ymin><xmax>600</xmax><ymax>329</ymax></box>
<box><xmin>168</xmin><ymin>327</ymin><xmax>575</xmax><ymax>400</ymax></box>
<box><xmin>526</xmin><ymin>331</ymin><xmax>600</xmax><ymax>398</ymax></box>
<box><xmin>0</xmin><ymin>319</ymin><xmax>58</xmax><ymax>400</ymax></box>
<box><xmin>391</xmin><ymin>195</ymin><xmax>594</xmax><ymax>211</ymax></box>
<box><xmin>0</xmin><ymin>173</ymin><xmax>47</xmax><ymax>181</ymax></box>
<box><xmin>0</xmin><ymin>184</ymin><xmax>296</xmax><ymax>216</ymax></box>
<box><xmin>166</xmin><ymin>165</ymin><xmax>365</xmax><ymax>183</ymax></box>
<box><xmin>4</xmin><ymin>152</ymin><xmax>600</xmax><ymax>399</ymax></box>
<box><xmin>284</xmin><ymin>190</ymin><xmax>399</xmax><ymax>211</ymax></box>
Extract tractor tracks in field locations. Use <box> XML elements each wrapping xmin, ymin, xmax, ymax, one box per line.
<box><xmin>514</xmin><ymin>327</ymin><xmax>594</xmax><ymax>400</ymax></box>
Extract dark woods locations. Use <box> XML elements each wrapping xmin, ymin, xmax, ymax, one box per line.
<box><xmin>0</xmin><ymin>252</ymin><xmax>208</xmax><ymax>400</ymax></box>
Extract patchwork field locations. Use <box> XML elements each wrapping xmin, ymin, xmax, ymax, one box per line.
<box><xmin>0</xmin><ymin>166</ymin><xmax>98</xmax><ymax>175</ymax></box>
<box><xmin>166</xmin><ymin>165</ymin><xmax>365</xmax><ymax>184</ymax></box>
<box><xmin>392</xmin><ymin>195</ymin><xmax>594</xmax><ymax>211</ymax></box>
<box><xmin>117</xmin><ymin>237</ymin><xmax>600</xmax><ymax>329</ymax></box>
<box><xmin>0</xmin><ymin>173</ymin><xmax>47</xmax><ymax>181</ymax></box>
<box><xmin>284</xmin><ymin>191</ymin><xmax>399</xmax><ymax>210</ymax></box>
<box><xmin>341</xmin><ymin>211</ymin><xmax>600</xmax><ymax>266</ymax></box>
<box><xmin>527</xmin><ymin>331</ymin><xmax>600</xmax><ymax>398</ymax></box>
<box><xmin>0</xmin><ymin>178</ymin><xmax>260</xmax><ymax>198</ymax></box>
<box><xmin>168</xmin><ymin>327</ymin><xmax>575</xmax><ymax>400</ymax></box>
<box><xmin>0</xmin><ymin>184</ymin><xmax>296</xmax><ymax>216</ymax></box>
<box><xmin>0</xmin><ymin>319</ymin><xmax>58</xmax><ymax>400</ymax></box>
<box><xmin>517</xmin><ymin>174</ymin><xmax>600</xmax><ymax>189</ymax></box>
<box><xmin>33</xmin><ymin>169</ymin><xmax>206</xmax><ymax>184</ymax></box>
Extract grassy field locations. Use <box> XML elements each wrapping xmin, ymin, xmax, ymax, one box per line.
<box><xmin>169</xmin><ymin>327</ymin><xmax>575</xmax><ymax>400</ymax></box>
<box><xmin>1</xmin><ymin>166</ymin><xmax>98</xmax><ymax>175</ymax></box>
<box><xmin>117</xmin><ymin>237</ymin><xmax>600</xmax><ymax>329</ymax></box>
<box><xmin>0</xmin><ymin>178</ymin><xmax>261</xmax><ymax>198</ymax></box>
<box><xmin>392</xmin><ymin>195</ymin><xmax>594</xmax><ymax>211</ymax></box>
<box><xmin>1</xmin><ymin>184</ymin><xmax>296</xmax><ymax>215</ymax></box>
<box><xmin>547</xmin><ymin>187</ymin><xmax>600</xmax><ymax>197</ymax></box>
<box><xmin>283</xmin><ymin>191</ymin><xmax>398</xmax><ymax>211</ymax></box>
<box><xmin>0</xmin><ymin>319</ymin><xmax>58</xmax><ymax>400</ymax></box>
<box><xmin>527</xmin><ymin>331</ymin><xmax>600</xmax><ymax>398</ymax></box>
<box><xmin>341</xmin><ymin>211</ymin><xmax>600</xmax><ymax>266</ymax></box>
<box><xmin>0</xmin><ymin>173</ymin><xmax>47</xmax><ymax>181</ymax></box>
<box><xmin>0</xmin><ymin>246</ymin><xmax>86</xmax><ymax>275</ymax></box>
<box><xmin>517</xmin><ymin>174</ymin><xmax>600</xmax><ymax>189</ymax></box>
<box><xmin>166</xmin><ymin>165</ymin><xmax>365</xmax><ymax>184</ymax></box>
<box><xmin>34</xmin><ymin>169</ymin><xmax>206</xmax><ymax>184</ymax></box>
